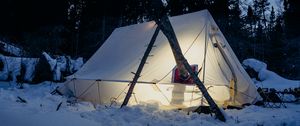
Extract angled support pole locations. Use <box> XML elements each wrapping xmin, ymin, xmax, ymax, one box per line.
<box><xmin>154</xmin><ymin>13</ymin><xmax>226</xmax><ymax>122</ymax></box>
<box><xmin>121</xmin><ymin>26</ymin><xmax>160</xmax><ymax>107</ymax></box>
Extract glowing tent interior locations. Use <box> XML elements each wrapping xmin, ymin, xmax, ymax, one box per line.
<box><xmin>63</xmin><ymin>10</ymin><xmax>260</xmax><ymax>110</ymax></box>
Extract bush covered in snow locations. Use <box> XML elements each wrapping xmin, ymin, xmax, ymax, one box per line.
<box><xmin>42</xmin><ymin>52</ymin><xmax>83</xmax><ymax>82</ymax></box>
<box><xmin>0</xmin><ymin>55</ymin><xmax>39</xmax><ymax>83</ymax></box>
<box><xmin>0</xmin><ymin>52</ymin><xmax>83</xmax><ymax>84</ymax></box>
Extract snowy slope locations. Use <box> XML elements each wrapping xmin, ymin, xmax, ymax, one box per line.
<box><xmin>0</xmin><ymin>82</ymin><xmax>299</xmax><ymax>126</ymax></box>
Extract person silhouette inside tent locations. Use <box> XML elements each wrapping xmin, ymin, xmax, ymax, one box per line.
<box><xmin>171</xmin><ymin>65</ymin><xmax>197</xmax><ymax>107</ymax></box>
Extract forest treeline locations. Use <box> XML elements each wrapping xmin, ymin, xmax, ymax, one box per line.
<box><xmin>0</xmin><ymin>0</ymin><xmax>299</xmax><ymax>79</ymax></box>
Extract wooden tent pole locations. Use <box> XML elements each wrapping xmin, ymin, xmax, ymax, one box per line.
<box><xmin>121</xmin><ymin>27</ymin><xmax>160</xmax><ymax>107</ymax></box>
<box><xmin>155</xmin><ymin>15</ymin><xmax>226</xmax><ymax>122</ymax></box>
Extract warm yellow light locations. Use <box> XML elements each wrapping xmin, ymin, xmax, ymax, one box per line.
<box><xmin>146</xmin><ymin>21</ymin><xmax>156</xmax><ymax>29</ymax></box>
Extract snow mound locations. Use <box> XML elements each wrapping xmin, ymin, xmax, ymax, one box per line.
<box><xmin>243</xmin><ymin>58</ymin><xmax>267</xmax><ymax>72</ymax></box>
<box><xmin>243</xmin><ymin>58</ymin><xmax>300</xmax><ymax>90</ymax></box>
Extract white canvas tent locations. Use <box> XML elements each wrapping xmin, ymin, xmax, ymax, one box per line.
<box><xmin>64</xmin><ymin>10</ymin><xmax>260</xmax><ymax>110</ymax></box>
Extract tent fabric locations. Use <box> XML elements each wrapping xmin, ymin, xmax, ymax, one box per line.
<box><xmin>65</xmin><ymin>10</ymin><xmax>260</xmax><ymax>109</ymax></box>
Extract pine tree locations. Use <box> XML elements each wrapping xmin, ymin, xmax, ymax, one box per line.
<box><xmin>265</xmin><ymin>6</ymin><xmax>277</xmax><ymax>66</ymax></box>
<box><xmin>168</xmin><ymin>0</ymin><xmax>186</xmax><ymax>16</ymax></box>
<box><xmin>64</xmin><ymin>0</ymin><xmax>86</xmax><ymax>57</ymax></box>
<box><xmin>252</xmin><ymin>0</ymin><xmax>262</xmax><ymax>37</ymax></box>
<box><xmin>252</xmin><ymin>0</ymin><xmax>270</xmax><ymax>60</ymax></box>
<box><xmin>268</xmin><ymin>6</ymin><xmax>276</xmax><ymax>32</ymax></box>
<box><xmin>268</xmin><ymin>17</ymin><xmax>285</xmax><ymax>74</ymax></box>
<box><xmin>253</xmin><ymin>0</ymin><xmax>260</xmax><ymax>20</ymax></box>
<box><xmin>228</xmin><ymin>0</ymin><xmax>242</xmax><ymax>32</ymax></box>
<box><xmin>245</xmin><ymin>6</ymin><xmax>255</xmax><ymax>37</ymax></box>
<box><xmin>255</xmin><ymin>21</ymin><xmax>265</xmax><ymax>60</ymax></box>
<box><xmin>122</xmin><ymin>0</ymin><xmax>154</xmax><ymax>25</ymax></box>
<box><xmin>253</xmin><ymin>0</ymin><xmax>270</xmax><ymax>29</ymax></box>
<box><xmin>208</xmin><ymin>0</ymin><xmax>229</xmax><ymax>33</ymax></box>
<box><xmin>260</xmin><ymin>0</ymin><xmax>270</xmax><ymax>28</ymax></box>
<box><xmin>246</xmin><ymin>5</ymin><xmax>254</xmax><ymax>23</ymax></box>
<box><xmin>283</xmin><ymin>0</ymin><xmax>300</xmax><ymax>37</ymax></box>
<box><xmin>243</xmin><ymin>5</ymin><xmax>257</xmax><ymax>58</ymax></box>
<box><xmin>184</xmin><ymin>0</ymin><xmax>206</xmax><ymax>13</ymax></box>
<box><xmin>253</xmin><ymin>0</ymin><xmax>270</xmax><ymax>28</ymax></box>
<box><xmin>283</xmin><ymin>0</ymin><xmax>288</xmax><ymax>11</ymax></box>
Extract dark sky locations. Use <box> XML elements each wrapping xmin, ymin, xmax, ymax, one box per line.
<box><xmin>0</xmin><ymin>0</ymin><xmax>125</xmax><ymax>32</ymax></box>
<box><xmin>0</xmin><ymin>0</ymin><xmax>68</xmax><ymax>32</ymax></box>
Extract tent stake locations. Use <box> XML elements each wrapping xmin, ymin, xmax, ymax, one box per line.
<box><xmin>156</xmin><ymin>15</ymin><xmax>226</xmax><ymax>122</ymax></box>
<box><xmin>121</xmin><ymin>27</ymin><xmax>160</xmax><ymax>108</ymax></box>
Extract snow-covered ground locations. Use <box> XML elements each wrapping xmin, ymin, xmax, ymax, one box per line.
<box><xmin>0</xmin><ymin>82</ymin><xmax>299</xmax><ymax>126</ymax></box>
